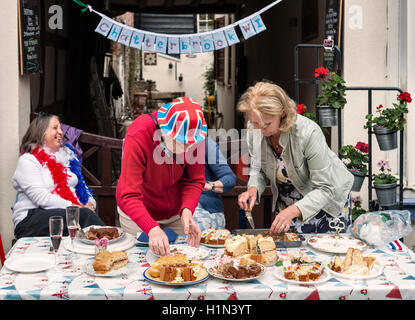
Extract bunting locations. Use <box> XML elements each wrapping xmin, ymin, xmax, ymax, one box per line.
<box><xmin>85</xmin><ymin>0</ymin><xmax>282</xmax><ymax>54</ymax></box>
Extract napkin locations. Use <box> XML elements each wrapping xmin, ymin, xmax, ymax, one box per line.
<box><xmin>137</xmin><ymin>228</ymin><xmax>178</xmax><ymax>244</ymax></box>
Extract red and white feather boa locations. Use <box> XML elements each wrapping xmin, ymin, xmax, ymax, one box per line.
<box><xmin>31</xmin><ymin>146</ymin><xmax>81</xmax><ymax>205</ymax></box>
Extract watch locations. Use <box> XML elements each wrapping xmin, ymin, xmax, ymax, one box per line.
<box><xmin>209</xmin><ymin>182</ymin><xmax>216</xmax><ymax>191</ymax></box>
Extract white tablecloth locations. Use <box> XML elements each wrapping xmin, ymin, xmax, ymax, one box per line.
<box><xmin>1</xmin><ymin>234</ymin><xmax>415</xmax><ymax>300</ymax></box>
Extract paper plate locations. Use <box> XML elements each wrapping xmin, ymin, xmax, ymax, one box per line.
<box><xmin>4</xmin><ymin>254</ymin><xmax>55</xmax><ymax>273</ymax></box>
<box><xmin>200</xmin><ymin>242</ymin><xmax>225</xmax><ymax>249</ymax></box>
<box><xmin>273</xmin><ymin>266</ymin><xmax>330</xmax><ymax>285</ymax></box>
<box><xmin>307</xmin><ymin>234</ymin><xmax>367</xmax><ymax>254</ymax></box>
<box><xmin>143</xmin><ymin>268</ymin><xmax>209</xmax><ymax>286</ymax></box>
<box><xmin>63</xmin><ymin>233</ymin><xmax>136</xmax><ymax>255</ymax></box>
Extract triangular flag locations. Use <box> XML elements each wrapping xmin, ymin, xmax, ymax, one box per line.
<box><xmin>305</xmin><ymin>289</ymin><xmax>320</xmax><ymax>300</ymax></box>
<box><xmin>386</xmin><ymin>286</ymin><xmax>402</xmax><ymax>299</ymax></box>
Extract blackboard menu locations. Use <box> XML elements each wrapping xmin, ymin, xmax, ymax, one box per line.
<box><xmin>323</xmin><ymin>0</ymin><xmax>343</xmax><ymax>72</ymax></box>
<box><xmin>18</xmin><ymin>0</ymin><xmax>42</xmax><ymax>75</ymax></box>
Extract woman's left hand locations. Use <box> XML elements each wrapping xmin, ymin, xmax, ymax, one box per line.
<box><xmin>270</xmin><ymin>205</ymin><xmax>301</xmax><ymax>235</ymax></box>
<box><xmin>180</xmin><ymin>208</ymin><xmax>201</xmax><ymax>248</ymax></box>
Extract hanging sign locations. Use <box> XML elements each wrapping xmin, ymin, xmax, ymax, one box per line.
<box><xmin>18</xmin><ymin>0</ymin><xmax>42</xmax><ymax>75</ymax></box>
<box><xmin>84</xmin><ymin>0</ymin><xmax>282</xmax><ymax>54</ymax></box>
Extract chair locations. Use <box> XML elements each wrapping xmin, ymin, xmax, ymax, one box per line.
<box><xmin>0</xmin><ymin>233</ymin><xmax>6</xmax><ymax>266</ymax></box>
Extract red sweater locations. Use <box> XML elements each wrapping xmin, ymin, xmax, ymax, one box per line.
<box><xmin>116</xmin><ymin>112</ymin><xmax>205</xmax><ymax>235</ymax></box>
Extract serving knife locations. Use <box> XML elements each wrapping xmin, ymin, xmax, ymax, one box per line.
<box><xmin>245</xmin><ymin>210</ymin><xmax>255</xmax><ymax>229</ymax></box>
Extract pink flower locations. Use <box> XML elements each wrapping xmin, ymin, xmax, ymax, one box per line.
<box><xmin>377</xmin><ymin>160</ymin><xmax>388</xmax><ymax>168</ymax></box>
<box><xmin>100</xmin><ymin>237</ymin><xmax>109</xmax><ymax>246</ymax></box>
<box><xmin>94</xmin><ymin>238</ymin><xmax>101</xmax><ymax>246</ymax></box>
<box><xmin>352</xmin><ymin>196</ymin><xmax>362</xmax><ymax>203</ymax></box>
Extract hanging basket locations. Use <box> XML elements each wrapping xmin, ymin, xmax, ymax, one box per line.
<box><xmin>316</xmin><ymin>105</ymin><xmax>338</xmax><ymax>127</ymax></box>
<box><xmin>374</xmin><ymin>183</ymin><xmax>397</xmax><ymax>207</ymax></box>
<box><xmin>349</xmin><ymin>169</ymin><xmax>366</xmax><ymax>192</ymax></box>
<box><xmin>373</xmin><ymin>125</ymin><xmax>397</xmax><ymax>151</ymax></box>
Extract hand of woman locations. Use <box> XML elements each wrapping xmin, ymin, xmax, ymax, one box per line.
<box><xmin>181</xmin><ymin>208</ymin><xmax>201</xmax><ymax>248</ymax></box>
<box><xmin>238</xmin><ymin>186</ymin><xmax>258</xmax><ymax>211</ymax></box>
<box><xmin>148</xmin><ymin>226</ymin><xmax>170</xmax><ymax>256</ymax></box>
<box><xmin>270</xmin><ymin>205</ymin><xmax>302</xmax><ymax>235</ymax></box>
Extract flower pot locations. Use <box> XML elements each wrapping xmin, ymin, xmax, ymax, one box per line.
<box><xmin>374</xmin><ymin>183</ymin><xmax>397</xmax><ymax>207</ymax></box>
<box><xmin>349</xmin><ymin>169</ymin><xmax>366</xmax><ymax>192</ymax></box>
<box><xmin>373</xmin><ymin>125</ymin><xmax>397</xmax><ymax>151</ymax></box>
<box><xmin>316</xmin><ymin>105</ymin><xmax>338</xmax><ymax>127</ymax></box>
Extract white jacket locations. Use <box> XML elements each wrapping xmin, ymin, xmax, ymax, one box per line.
<box><xmin>12</xmin><ymin>146</ymin><xmax>96</xmax><ymax>229</ymax></box>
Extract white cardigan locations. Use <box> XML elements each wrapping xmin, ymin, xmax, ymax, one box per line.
<box><xmin>12</xmin><ymin>146</ymin><xmax>96</xmax><ymax>229</ymax></box>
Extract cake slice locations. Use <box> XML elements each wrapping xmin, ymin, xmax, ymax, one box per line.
<box><xmin>257</xmin><ymin>236</ymin><xmax>277</xmax><ymax>266</ymax></box>
<box><xmin>331</xmin><ymin>256</ymin><xmax>344</xmax><ymax>273</ymax></box>
<box><xmin>344</xmin><ymin>248</ymin><xmax>354</xmax><ymax>270</ymax></box>
<box><xmin>224</xmin><ymin>235</ymin><xmax>248</xmax><ymax>257</ymax></box>
<box><xmin>93</xmin><ymin>251</ymin><xmax>129</xmax><ymax>274</ymax></box>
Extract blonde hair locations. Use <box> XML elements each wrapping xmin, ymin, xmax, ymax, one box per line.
<box><xmin>237</xmin><ymin>81</ymin><xmax>297</xmax><ymax>133</ymax></box>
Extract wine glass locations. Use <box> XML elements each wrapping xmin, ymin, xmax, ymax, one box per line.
<box><xmin>66</xmin><ymin>206</ymin><xmax>80</xmax><ymax>260</ymax></box>
<box><xmin>49</xmin><ymin>216</ymin><xmax>63</xmax><ymax>271</ymax></box>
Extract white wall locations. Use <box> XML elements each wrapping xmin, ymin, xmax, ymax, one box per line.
<box><xmin>142</xmin><ymin>52</ymin><xmax>213</xmax><ymax>108</ymax></box>
<box><xmin>0</xmin><ymin>0</ymin><xmax>31</xmax><ymax>254</ymax></box>
<box><xmin>343</xmin><ymin>0</ymin><xmax>403</xmax><ymax>208</ymax></box>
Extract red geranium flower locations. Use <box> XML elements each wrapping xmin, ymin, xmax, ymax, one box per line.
<box><xmin>296</xmin><ymin>104</ymin><xmax>307</xmax><ymax>115</ymax></box>
<box><xmin>355</xmin><ymin>141</ymin><xmax>369</xmax><ymax>154</ymax></box>
<box><xmin>314</xmin><ymin>67</ymin><xmax>329</xmax><ymax>79</ymax></box>
<box><xmin>398</xmin><ymin>92</ymin><xmax>412</xmax><ymax>103</ymax></box>
<box><xmin>376</xmin><ymin>104</ymin><xmax>384</xmax><ymax>110</ymax></box>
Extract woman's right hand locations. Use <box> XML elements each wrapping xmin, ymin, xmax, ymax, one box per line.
<box><xmin>238</xmin><ymin>186</ymin><xmax>258</xmax><ymax>211</ymax></box>
<box><xmin>148</xmin><ymin>226</ymin><xmax>170</xmax><ymax>256</ymax></box>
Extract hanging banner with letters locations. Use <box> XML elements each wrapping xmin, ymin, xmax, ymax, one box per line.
<box><xmin>88</xmin><ymin>0</ymin><xmax>282</xmax><ymax>54</ymax></box>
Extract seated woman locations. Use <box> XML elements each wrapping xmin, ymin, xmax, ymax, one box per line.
<box><xmin>193</xmin><ymin>137</ymin><xmax>237</xmax><ymax>231</ymax></box>
<box><xmin>237</xmin><ymin>81</ymin><xmax>353</xmax><ymax>234</ymax></box>
<box><xmin>12</xmin><ymin>113</ymin><xmax>105</xmax><ymax>239</ymax></box>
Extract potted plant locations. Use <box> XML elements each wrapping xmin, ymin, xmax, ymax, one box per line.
<box><xmin>338</xmin><ymin>142</ymin><xmax>369</xmax><ymax>192</ymax></box>
<box><xmin>364</xmin><ymin>92</ymin><xmax>412</xmax><ymax>150</ymax></box>
<box><xmin>351</xmin><ymin>195</ymin><xmax>367</xmax><ymax>221</ymax></box>
<box><xmin>296</xmin><ymin>104</ymin><xmax>329</xmax><ymax>136</ymax></box>
<box><xmin>373</xmin><ymin>160</ymin><xmax>398</xmax><ymax>207</ymax></box>
<box><xmin>314</xmin><ymin>67</ymin><xmax>347</xmax><ymax>127</ymax></box>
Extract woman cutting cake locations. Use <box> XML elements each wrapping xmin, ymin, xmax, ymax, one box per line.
<box><xmin>237</xmin><ymin>81</ymin><xmax>353</xmax><ymax>233</ymax></box>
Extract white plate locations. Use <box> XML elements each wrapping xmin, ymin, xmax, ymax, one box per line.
<box><xmin>4</xmin><ymin>254</ymin><xmax>55</xmax><ymax>273</ymax></box>
<box><xmin>82</xmin><ymin>261</ymin><xmax>133</xmax><ymax>277</ymax></box>
<box><xmin>307</xmin><ymin>234</ymin><xmax>367</xmax><ymax>254</ymax></box>
<box><xmin>325</xmin><ymin>262</ymin><xmax>383</xmax><ymax>280</ymax></box>
<box><xmin>205</xmin><ymin>261</ymin><xmax>266</xmax><ymax>282</ymax></box>
<box><xmin>273</xmin><ymin>266</ymin><xmax>330</xmax><ymax>285</ymax></box>
<box><xmin>151</xmin><ymin>244</ymin><xmax>210</xmax><ymax>260</ymax></box>
<box><xmin>143</xmin><ymin>268</ymin><xmax>209</xmax><ymax>286</ymax></box>
<box><xmin>200</xmin><ymin>242</ymin><xmax>225</xmax><ymax>249</ymax></box>
<box><xmin>78</xmin><ymin>225</ymin><xmax>125</xmax><ymax>245</ymax></box>
<box><xmin>63</xmin><ymin>233</ymin><xmax>136</xmax><ymax>255</ymax></box>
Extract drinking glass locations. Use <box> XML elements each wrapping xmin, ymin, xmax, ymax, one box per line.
<box><xmin>49</xmin><ymin>216</ymin><xmax>63</xmax><ymax>270</ymax></box>
<box><xmin>66</xmin><ymin>206</ymin><xmax>80</xmax><ymax>259</ymax></box>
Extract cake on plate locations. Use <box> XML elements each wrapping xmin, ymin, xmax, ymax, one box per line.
<box><xmin>329</xmin><ymin>248</ymin><xmax>377</xmax><ymax>276</ymax></box>
<box><xmin>147</xmin><ymin>254</ymin><xmax>208</xmax><ymax>283</ymax></box>
<box><xmin>88</xmin><ymin>227</ymin><xmax>119</xmax><ymax>240</ymax></box>
<box><xmin>200</xmin><ymin>227</ymin><xmax>231</xmax><ymax>245</ymax></box>
<box><xmin>92</xmin><ymin>250</ymin><xmax>129</xmax><ymax>274</ymax></box>
<box><xmin>282</xmin><ymin>261</ymin><xmax>324</xmax><ymax>282</ymax></box>
<box><xmin>224</xmin><ymin>234</ymin><xmax>277</xmax><ymax>266</ymax></box>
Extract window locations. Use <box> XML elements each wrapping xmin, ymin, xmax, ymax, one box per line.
<box><xmin>198</xmin><ymin>14</ymin><xmax>214</xmax><ymax>33</ymax></box>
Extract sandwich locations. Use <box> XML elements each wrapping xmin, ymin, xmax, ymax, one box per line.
<box><xmin>93</xmin><ymin>251</ymin><xmax>129</xmax><ymax>274</ymax></box>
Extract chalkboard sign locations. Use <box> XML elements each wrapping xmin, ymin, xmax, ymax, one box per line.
<box><xmin>323</xmin><ymin>0</ymin><xmax>343</xmax><ymax>72</ymax></box>
<box><xmin>18</xmin><ymin>0</ymin><xmax>42</xmax><ymax>75</ymax></box>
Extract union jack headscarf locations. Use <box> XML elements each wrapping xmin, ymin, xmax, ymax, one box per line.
<box><xmin>157</xmin><ymin>97</ymin><xmax>208</xmax><ymax>144</ymax></box>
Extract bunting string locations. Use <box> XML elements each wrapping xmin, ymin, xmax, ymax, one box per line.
<box><xmin>76</xmin><ymin>0</ymin><xmax>283</xmax><ymax>54</ymax></box>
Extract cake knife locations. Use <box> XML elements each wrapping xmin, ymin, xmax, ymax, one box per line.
<box><xmin>245</xmin><ymin>210</ymin><xmax>255</xmax><ymax>229</ymax></box>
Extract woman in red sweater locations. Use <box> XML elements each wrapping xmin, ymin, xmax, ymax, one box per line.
<box><xmin>116</xmin><ymin>97</ymin><xmax>207</xmax><ymax>255</ymax></box>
